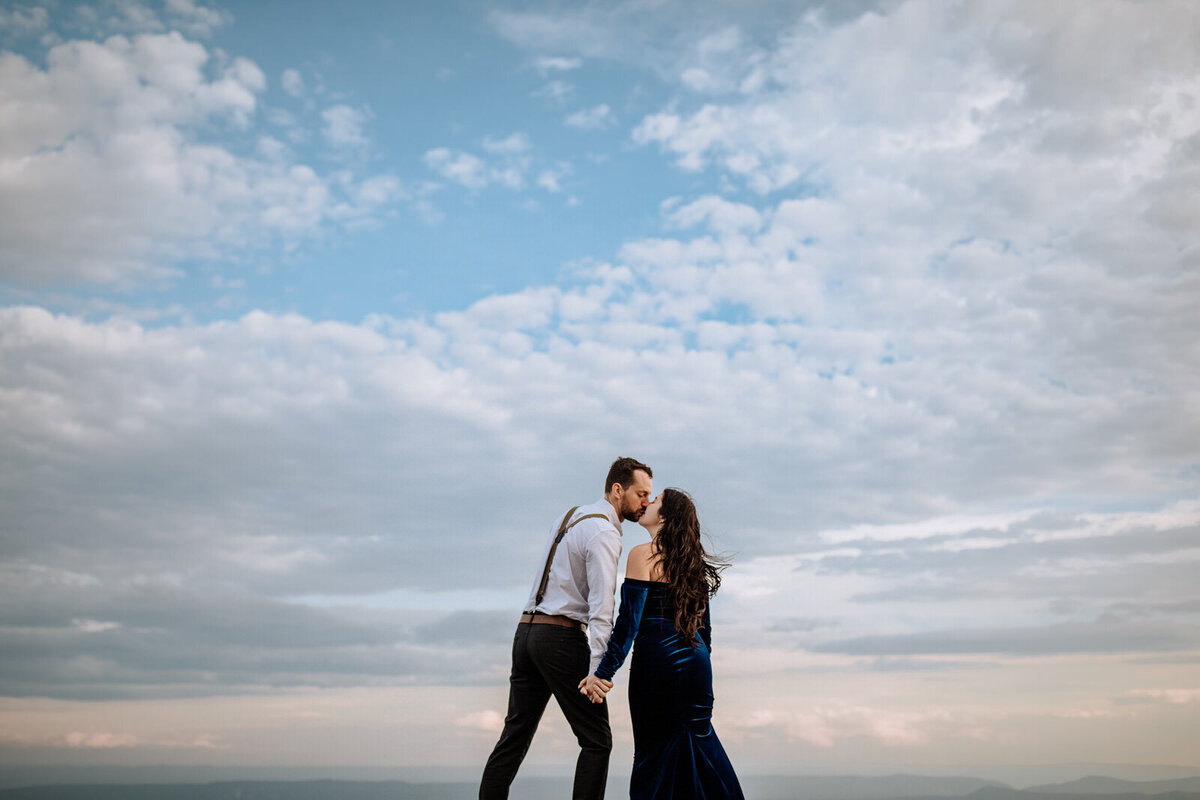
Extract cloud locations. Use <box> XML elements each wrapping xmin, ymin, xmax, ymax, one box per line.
<box><xmin>280</xmin><ymin>67</ymin><xmax>305</xmax><ymax>97</ymax></box>
<box><xmin>532</xmin><ymin>79</ymin><xmax>573</xmax><ymax>103</ymax></box>
<box><xmin>456</xmin><ymin>710</ymin><xmax>505</xmax><ymax>733</ymax></box>
<box><xmin>0</xmin><ymin>5</ymin><xmax>49</xmax><ymax>37</ymax></box>
<box><xmin>163</xmin><ymin>0</ymin><xmax>232</xmax><ymax>36</ymax></box>
<box><xmin>482</xmin><ymin>132</ymin><xmax>531</xmax><ymax>154</ymax></box>
<box><xmin>727</xmin><ymin>705</ymin><xmax>954</xmax><ymax>748</ymax></box>
<box><xmin>0</xmin><ymin>30</ymin><xmax>403</xmax><ymax>286</ymax></box>
<box><xmin>715</xmin><ymin>502</ymin><xmax>1200</xmax><ymax>674</ymax></box>
<box><xmin>64</xmin><ymin>732</ymin><xmax>142</xmax><ymax>749</ymax></box>
<box><xmin>490</xmin><ymin>0</ymin><xmax>804</xmax><ymax>85</ymax></box>
<box><xmin>1122</xmin><ymin>689</ymin><xmax>1200</xmax><ymax>705</ymax></box>
<box><xmin>813</xmin><ymin>619</ymin><xmax>1200</xmax><ymax>658</ymax></box>
<box><xmin>536</xmin><ymin>163</ymin><xmax>572</xmax><ymax>193</ymax></box>
<box><xmin>3</xmin><ymin>161</ymin><xmax>1198</xmax><ymax>694</ymax></box>
<box><xmin>2</xmin><ymin>0</ymin><xmax>1198</xmax><ymax>737</ymax></box>
<box><xmin>630</xmin><ymin>0</ymin><xmax>1200</xmax><ymax>211</ymax></box>
<box><xmin>565</xmin><ymin>103</ymin><xmax>616</xmax><ymax>130</ymax></box>
<box><xmin>0</xmin><ymin>727</ymin><xmax>226</xmax><ymax>751</ymax></box>
<box><xmin>424</xmin><ymin>133</ymin><xmax>566</xmax><ymax>194</ymax></box>
<box><xmin>680</xmin><ymin>67</ymin><xmax>717</xmax><ymax>92</ymax></box>
<box><xmin>534</xmin><ymin>56</ymin><xmax>582</xmax><ymax>72</ymax></box>
<box><xmin>321</xmin><ymin>103</ymin><xmax>372</xmax><ymax>150</ymax></box>
<box><xmin>39</xmin><ymin>0</ymin><xmax>232</xmax><ymax>40</ymax></box>
<box><xmin>424</xmin><ymin>148</ymin><xmax>491</xmax><ymax>189</ymax></box>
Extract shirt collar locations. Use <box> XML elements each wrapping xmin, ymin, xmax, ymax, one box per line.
<box><xmin>597</xmin><ymin>497</ymin><xmax>622</xmax><ymax>531</ymax></box>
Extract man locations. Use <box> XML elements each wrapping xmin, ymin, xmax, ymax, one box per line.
<box><xmin>479</xmin><ymin>457</ymin><xmax>654</xmax><ymax>800</ymax></box>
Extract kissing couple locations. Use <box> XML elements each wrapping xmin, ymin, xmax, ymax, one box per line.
<box><xmin>479</xmin><ymin>457</ymin><xmax>744</xmax><ymax>800</ymax></box>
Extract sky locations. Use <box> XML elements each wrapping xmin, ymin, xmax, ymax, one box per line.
<box><xmin>1</xmin><ymin>0</ymin><xmax>1199</xmax><ymax>779</ymax></box>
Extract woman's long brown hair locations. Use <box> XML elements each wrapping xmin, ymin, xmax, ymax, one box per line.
<box><xmin>653</xmin><ymin>488</ymin><xmax>728</xmax><ymax>646</ymax></box>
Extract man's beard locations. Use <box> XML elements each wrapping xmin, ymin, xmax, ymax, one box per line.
<box><xmin>623</xmin><ymin>506</ymin><xmax>645</xmax><ymax>522</ymax></box>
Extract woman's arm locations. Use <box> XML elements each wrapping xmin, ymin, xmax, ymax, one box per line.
<box><xmin>592</xmin><ymin>580</ymin><xmax>649</xmax><ymax>681</ymax></box>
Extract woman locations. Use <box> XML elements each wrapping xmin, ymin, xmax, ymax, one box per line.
<box><xmin>583</xmin><ymin>488</ymin><xmax>744</xmax><ymax>800</ymax></box>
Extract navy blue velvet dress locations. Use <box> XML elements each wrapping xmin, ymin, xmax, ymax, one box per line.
<box><xmin>595</xmin><ymin>578</ymin><xmax>744</xmax><ymax>800</ymax></box>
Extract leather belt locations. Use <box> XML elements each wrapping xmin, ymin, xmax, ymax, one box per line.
<box><xmin>520</xmin><ymin>612</ymin><xmax>584</xmax><ymax>630</ymax></box>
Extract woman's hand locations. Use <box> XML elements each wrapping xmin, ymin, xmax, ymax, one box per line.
<box><xmin>578</xmin><ymin>674</ymin><xmax>613</xmax><ymax>703</ymax></box>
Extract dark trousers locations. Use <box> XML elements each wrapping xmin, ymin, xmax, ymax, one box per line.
<box><xmin>480</xmin><ymin>622</ymin><xmax>612</xmax><ymax>800</ymax></box>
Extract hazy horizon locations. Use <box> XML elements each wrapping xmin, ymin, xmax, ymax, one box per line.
<box><xmin>3</xmin><ymin>762</ymin><xmax>1200</xmax><ymax>790</ymax></box>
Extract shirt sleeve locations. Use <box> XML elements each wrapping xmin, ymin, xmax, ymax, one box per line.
<box><xmin>594</xmin><ymin>580</ymin><xmax>649</xmax><ymax>680</ymax></box>
<box><xmin>584</xmin><ymin>525</ymin><xmax>623</xmax><ymax>674</ymax></box>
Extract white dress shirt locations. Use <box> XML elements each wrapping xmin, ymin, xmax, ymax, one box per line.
<box><xmin>523</xmin><ymin>498</ymin><xmax>624</xmax><ymax>673</ymax></box>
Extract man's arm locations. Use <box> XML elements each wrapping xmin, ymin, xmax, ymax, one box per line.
<box><xmin>583</xmin><ymin>525</ymin><xmax>622</xmax><ymax>674</ymax></box>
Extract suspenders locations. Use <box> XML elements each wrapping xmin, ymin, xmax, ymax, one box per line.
<box><xmin>532</xmin><ymin>507</ymin><xmax>612</xmax><ymax>607</ymax></box>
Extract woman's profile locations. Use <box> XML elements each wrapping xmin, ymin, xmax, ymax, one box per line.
<box><xmin>582</xmin><ymin>487</ymin><xmax>744</xmax><ymax>800</ymax></box>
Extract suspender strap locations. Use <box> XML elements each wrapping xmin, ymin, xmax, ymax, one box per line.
<box><xmin>534</xmin><ymin>508</ymin><xmax>613</xmax><ymax>607</ymax></box>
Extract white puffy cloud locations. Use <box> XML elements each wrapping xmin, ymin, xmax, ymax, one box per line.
<box><xmin>490</xmin><ymin>0</ymin><xmax>795</xmax><ymax>85</ymax></box>
<box><xmin>425</xmin><ymin>133</ymin><xmax>569</xmax><ymax>194</ymax></box>
<box><xmin>163</xmin><ymin>0</ymin><xmax>232</xmax><ymax>36</ymax></box>
<box><xmin>607</xmin><ymin>2</ymin><xmax>1200</xmax><ymax>511</ymax></box>
<box><xmin>280</xmin><ymin>67</ymin><xmax>305</xmax><ymax>97</ymax></box>
<box><xmin>0</xmin><ymin>30</ymin><xmax>400</xmax><ymax>285</ymax></box>
<box><xmin>424</xmin><ymin>147</ymin><xmax>490</xmax><ymax>189</ymax></box>
<box><xmin>0</xmin><ymin>5</ymin><xmax>49</xmax><ymax>36</ymax></box>
<box><xmin>321</xmin><ymin>103</ymin><xmax>372</xmax><ymax>150</ymax></box>
<box><xmin>481</xmin><ymin>132</ymin><xmax>531</xmax><ymax>154</ymax></box>
<box><xmin>632</xmin><ymin>0</ymin><xmax>1200</xmax><ymax>222</ymax></box>
<box><xmin>564</xmin><ymin>103</ymin><xmax>615</xmax><ymax>130</ymax></box>
<box><xmin>534</xmin><ymin>56</ymin><xmax>582</xmax><ymax>72</ymax></box>
<box><xmin>44</xmin><ymin>0</ymin><xmax>232</xmax><ymax>40</ymax></box>
<box><xmin>532</xmin><ymin>78</ymin><xmax>573</xmax><ymax>103</ymax></box>
<box><xmin>536</xmin><ymin>162</ymin><xmax>572</xmax><ymax>193</ymax></box>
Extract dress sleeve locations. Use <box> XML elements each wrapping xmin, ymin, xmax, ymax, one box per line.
<box><xmin>584</xmin><ymin>526</ymin><xmax>623</xmax><ymax>673</ymax></box>
<box><xmin>700</xmin><ymin>603</ymin><xmax>712</xmax><ymax>652</ymax></box>
<box><xmin>594</xmin><ymin>580</ymin><xmax>649</xmax><ymax>680</ymax></box>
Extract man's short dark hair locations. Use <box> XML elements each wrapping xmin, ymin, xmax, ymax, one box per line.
<box><xmin>605</xmin><ymin>457</ymin><xmax>652</xmax><ymax>494</ymax></box>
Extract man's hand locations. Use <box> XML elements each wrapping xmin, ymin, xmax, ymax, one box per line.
<box><xmin>578</xmin><ymin>674</ymin><xmax>613</xmax><ymax>704</ymax></box>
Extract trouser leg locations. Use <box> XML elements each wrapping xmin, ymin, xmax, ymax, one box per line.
<box><xmin>528</xmin><ymin>625</ymin><xmax>612</xmax><ymax>800</ymax></box>
<box><xmin>479</xmin><ymin>624</ymin><xmax>551</xmax><ymax>800</ymax></box>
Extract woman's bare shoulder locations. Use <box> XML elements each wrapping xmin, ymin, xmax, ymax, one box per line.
<box><xmin>625</xmin><ymin>542</ymin><xmax>660</xmax><ymax>580</ymax></box>
<box><xmin>625</xmin><ymin>543</ymin><xmax>649</xmax><ymax>577</ymax></box>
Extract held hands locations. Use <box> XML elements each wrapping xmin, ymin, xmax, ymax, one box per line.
<box><xmin>578</xmin><ymin>674</ymin><xmax>613</xmax><ymax>704</ymax></box>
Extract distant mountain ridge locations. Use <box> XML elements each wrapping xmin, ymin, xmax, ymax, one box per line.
<box><xmin>960</xmin><ymin>790</ymin><xmax>1200</xmax><ymax>800</ymax></box>
<box><xmin>1029</xmin><ymin>778</ymin><xmax>1200</xmax><ymax>795</ymax></box>
<box><xmin>739</xmin><ymin>774</ymin><xmax>1007</xmax><ymax>800</ymax></box>
<box><xmin>0</xmin><ymin>780</ymin><xmax>468</xmax><ymax>800</ymax></box>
